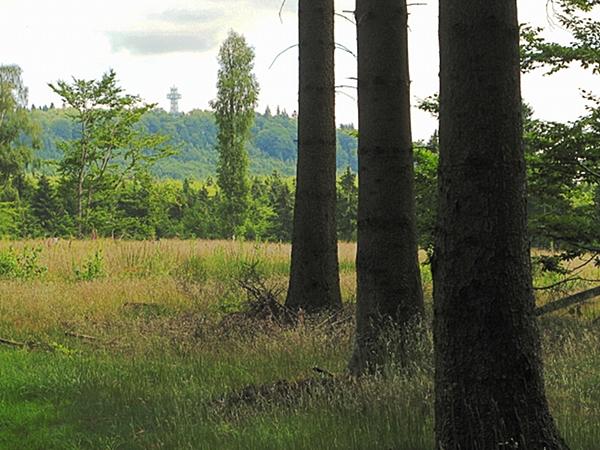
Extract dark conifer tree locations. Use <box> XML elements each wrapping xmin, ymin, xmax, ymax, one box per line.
<box><xmin>434</xmin><ymin>1</ymin><xmax>569</xmax><ymax>448</ymax></box>
<box><xmin>31</xmin><ymin>175</ymin><xmax>63</xmax><ymax>236</ymax></box>
<box><xmin>285</xmin><ymin>0</ymin><xmax>342</xmax><ymax>312</ymax></box>
<box><xmin>349</xmin><ymin>0</ymin><xmax>424</xmax><ymax>375</ymax></box>
<box><xmin>267</xmin><ymin>173</ymin><xmax>293</xmax><ymax>242</ymax></box>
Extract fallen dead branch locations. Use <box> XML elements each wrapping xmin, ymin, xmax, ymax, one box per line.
<box><xmin>0</xmin><ymin>337</ymin><xmax>50</xmax><ymax>351</ymax></box>
<box><xmin>65</xmin><ymin>331</ymin><xmax>99</xmax><ymax>341</ymax></box>
<box><xmin>213</xmin><ymin>374</ymin><xmax>344</xmax><ymax>413</ymax></box>
<box><xmin>123</xmin><ymin>302</ymin><xmax>162</xmax><ymax>309</ymax></box>
<box><xmin>64</xmin><ymin>330</ymin><xmax>120</xmax><ymax>347</ymax></box>
<box><xmin>0</xmin><ymin>337</ymin><xmax>26</xmax><ymax>348</ymax></box>
<box><xmin>235</xmin><ymin>261</ymin><xmax>296</xmax><ymax>325</ymax></box>
<box><xmin>535</xmin><ymin>285</ymin><xmax>600</xmax><ymax>316</ymax></box>
<box><xmin>312</xmin><ymin>366</ymin><xmax>335</xmax><ymax>377</ymax></box>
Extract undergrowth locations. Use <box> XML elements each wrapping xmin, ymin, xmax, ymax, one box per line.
<box><xmin>0</xmin><ymin>239</ymin><xmax>598</xmax><ymax>450</ymax></box>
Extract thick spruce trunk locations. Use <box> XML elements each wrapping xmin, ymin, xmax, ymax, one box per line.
<box><xmin>434</xmin><ymin>1</ymin><xmax>569</xmax><ymax>448</ymax></box>
<box><xmin>285</xmin><ymin>0</ymin><xmax>342</xmax><ymax>312</ymax></box>
<box><xmin>349</xmin><ymin>0</ymin><xmax>424</xmax><ymax>375</ymax></box>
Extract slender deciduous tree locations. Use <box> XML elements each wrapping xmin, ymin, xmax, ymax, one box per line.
<box><xmin>211</xmin><ymin>30</ymin><xmax>259</xmax><ymax>238</ymax></box>
<box><xmin>434</xmin><ymin>1</ymin><xmax>569</xmax><ymax>448</ymax></box>
<box><xmin>285</xmin><ymin>0</ymin><xmax>342</xmax><ymax>312</ymax></box>
<box><xmin>349</xmin><ymin>0</ymin><xmax>424</xmax><ymax>375</ymax></box>
<box><xmin>50</xmin><ymin>70</ymin><xmax>171</xmax><ymax>237</ymax></box>
<box><xmin>0</xmin><ymin>65</ymin><xmax>37</xmax><ymax>186</ymax></box>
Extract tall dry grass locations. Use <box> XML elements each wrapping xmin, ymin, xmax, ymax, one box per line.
<box><xmin>0</xmin><ymin>239</ymin><xmax>598</xmax><ymax>449</ymax></box>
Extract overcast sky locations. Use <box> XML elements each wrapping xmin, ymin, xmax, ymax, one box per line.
<box><xmin>1</xmin><ymin>0</ymin><xmax>597</xmax><ymax>140</ymax></box>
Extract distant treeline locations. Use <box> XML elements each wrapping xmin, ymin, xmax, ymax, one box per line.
<box><xmin>0</xmin><ymin>148</ymin><xmax>438</xmax><ymax>245</ymax></box>
<box><xmin>31</xmin><ymin>106</ymin><xmax>359</xmax><ymax>179</ymax></box>
<box><xmin>0</xmin><ymin>169</ymin><xmax>354</xmax><ymax>242</ymax></box>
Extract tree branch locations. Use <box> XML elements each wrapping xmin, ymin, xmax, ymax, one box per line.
<box><xmin>268</xmin><ymin>44</ymin><xmax>298</xmax><ymax>70</ymax></box>
<box><xmin>577</xmin><ymin>160</ymin><xmax>600</xmax><ymax>180</ymax></box>
<box><xmin>335</xmin><ymin>12</ymin><xmax>356</xmax><ymax>26</ymax></box>
<box><xmin>535</xmin><ymin>285</ymin><xmax>600</xmax><ymax>316</ymax></box>
<box><xmin>0</xmin><ymin>337</ymin><xmax>26</xmax><ymax>348</ymax></box>
<box><xmin>278</xmin><ymin>0</ymin><xmax>287</xmax><ymax>23</ymax></box>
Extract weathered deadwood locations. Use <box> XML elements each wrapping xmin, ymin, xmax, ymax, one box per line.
<box><xmin>535</xmin><ymin>285</ymin><xmax>600</xmax><ymax>316</ymax></box>
<box><xmin>312</xmin><ymin>366</ymin><xmax>335</xmax><ymax>377</ymax></box>
<box><xmin>65</xmin><ymin>331</ymin><xmax>99</xmax><ymax>341</ymax></box>
<box><xmin>123</xmin><ymin>302</ymin><xmax>160</xmax><ymax>308</ymax></box>
<box><xmin>0</xmin><ymin>337</ymin><xmax>26</xmax><ymax>348</ymax></box>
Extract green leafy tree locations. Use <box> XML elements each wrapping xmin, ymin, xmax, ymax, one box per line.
<box><xmin>242</xmin><ymin>177</ymin><xmax>274</xmax><ymax>240</ymax></box>
<box><xmin>413</xmin><ymin>145</ymin><xmax>438</xmax><ymax>253</ymax></box>
<box><xmin>336</xmin><ymin>167</ymin><xmax>357</xmax><ymax>242</ymax></box>
<box><xmin>149</xmin><ymin>180</ymin><xmax>185</xmax><ymax>238</ymax></box>
<box><xmin>49</xmin><ymin>70</ymin><xmax>172</xmax><ymax>236</ymax></box>
<box><xmin>521</xmin><ymin>1</ymin><xmax>600</xmax><ymax>274</ymax></box>
<box><xmin>417</xmin><ymin>89</ymin><xmax>600</xmax><ymax>272</ymax></box>
<box><xmin>210</xmin><ymin>31</ymin><xmax>259</xmax><ymax>238</ymax></box>
<box><xmin>0</xmin><ymin>65</ymin><xmax>38</xmax><ymax>189</ymax></box>
<box><xmin>521</xmin><ymin>0</ymin><xmax>600</xmax><ymax>74</ymax></box>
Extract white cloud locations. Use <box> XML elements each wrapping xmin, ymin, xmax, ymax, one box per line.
<box><xmin>150</xmin><ymin>8</ymin><xmax>226</xmax><ymax>24</ymax></box>
<box><xmin>109</xmin><ymin>30</ymin><xmax>221</xmax><ymax>55</ymax></box>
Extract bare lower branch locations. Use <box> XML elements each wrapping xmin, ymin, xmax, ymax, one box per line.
<box><xmin>335</xmin><ymin>90</ymin><xmax>356</xmax><ymax>101</ymax></box>
<box><xmin>335</xmin><ymin>43</ymin><xmax>356</xmax><ymax>58</ymax></box>
<box><xmin>335</xmin><ymin>12</ymin><xmax>356</xmax><ymax>25</ymax></box>
<box><xmin>279</xmin><ymin>0</ymin><xmax>287</xmax><ymax>23</ymax></box>
<box><xmin>535</xmin><ymin>285</ymin><xmax>600</xmax><ymax>316</ymax></box>
<box><xmin>268</xmin><ymin>44</ymin><xmax>298</xmax><ymax>70</ymax></box>
<box><xmin>578</xmin><ymin>160</ymin><xmax>600</xmax><ymax>180</ymax></box>
<box><xmin>0</xmin><ymin>337</ymin><xmax>26</xmax><ymax>348</ymax></box>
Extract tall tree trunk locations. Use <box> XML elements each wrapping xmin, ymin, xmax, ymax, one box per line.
<box><xmin>434</xmin><ymin>1</ymin><xmax>569</xmax><ymax>448</ymax></box>
<box><xmin>349</xmin><ymin>0</ymin><xmax>424</xmax><ymax>375</ymax></box>
<box><xmin>285</xmin><ymin>0</ymin><xmax>342</xmax><ymax>312</ymax></box>
<box><xmin>76</xmin><ymin>156</ymin><xmax>85</xmax><ymax>237</ymax></box>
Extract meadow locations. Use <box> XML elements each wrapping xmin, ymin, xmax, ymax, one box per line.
<box><xmin>0</xmin><ymin>239</ymin><xmax>598</xmax><ymax>450</ymax></box>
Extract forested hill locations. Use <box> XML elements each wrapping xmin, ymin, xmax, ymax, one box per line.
<box><xmin>31</xmin><ymin>107</ymin><xmax>358</xmax><ymax>179</ymax></box>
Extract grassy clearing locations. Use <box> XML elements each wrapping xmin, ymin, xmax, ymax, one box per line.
<box><xmin>0</xmin><ymin>239</ymin><xmax>598</xmax><ymax>449</ymax></box>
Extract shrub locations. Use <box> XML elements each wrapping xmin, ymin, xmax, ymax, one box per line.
<box><xmin>0</xmin><ymin>246</ymin><xmax>47</xmax><ymax>280</ymax></box>
<box><xmin>73</xmin><ymin>250</ymin><xmax>105</xmax><ymax>281</ymax></box>
<box><xmin>0</xmin><ymin>248</ymin><xmax>18</xmax><ymax>277</ymax></box>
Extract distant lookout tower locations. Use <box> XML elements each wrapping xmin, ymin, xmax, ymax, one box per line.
<box><xmin>167</xmin><ymin>86</ymin><xmax>181</xmax><ymax>114</ymax></box>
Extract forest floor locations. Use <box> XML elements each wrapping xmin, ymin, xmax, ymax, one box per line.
<box><xmin>0</xmin><ymin>239</ymin><xmax>598</xmax><ymax>450</ymax></box>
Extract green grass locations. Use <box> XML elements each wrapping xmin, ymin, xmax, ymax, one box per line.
<box><xmin>0</xmin><ymin>239</ymin><xmax>598</xmax><ymax>449</ymax></box>
<box><xmin>0</xmin><ymin>347</ymin><xmax>434</xmax><ymax>450</ymax></box>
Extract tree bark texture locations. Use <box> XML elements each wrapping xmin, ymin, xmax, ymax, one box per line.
<box><xmin>349</xmin><ymin>0</ymin><xmax>424</xmax><ymax>375</ymax></box>
<box><xmin>434</xmin><ymin>1</ymin><xmax>569</xmax><ymax>449</ymax></box>
<box><xmin>286</xmin><ymin>0</ymin><xmax>342</xmax><ymax>312</ymax></box>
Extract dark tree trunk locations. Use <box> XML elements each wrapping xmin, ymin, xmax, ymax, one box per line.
<box><xmin>285</xmin><ymin>0</ymin><xmax>342</xmax><ymax>312</ymax></box>
<box><xmin>349</xmin><ymin>0</ymin><xmax>424</xmax><ymax>375</ymax></box>
<box><xmin>434</xmin><ymin>1</ymin><xmax>569</xmax><ymax>449</ymax></box>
